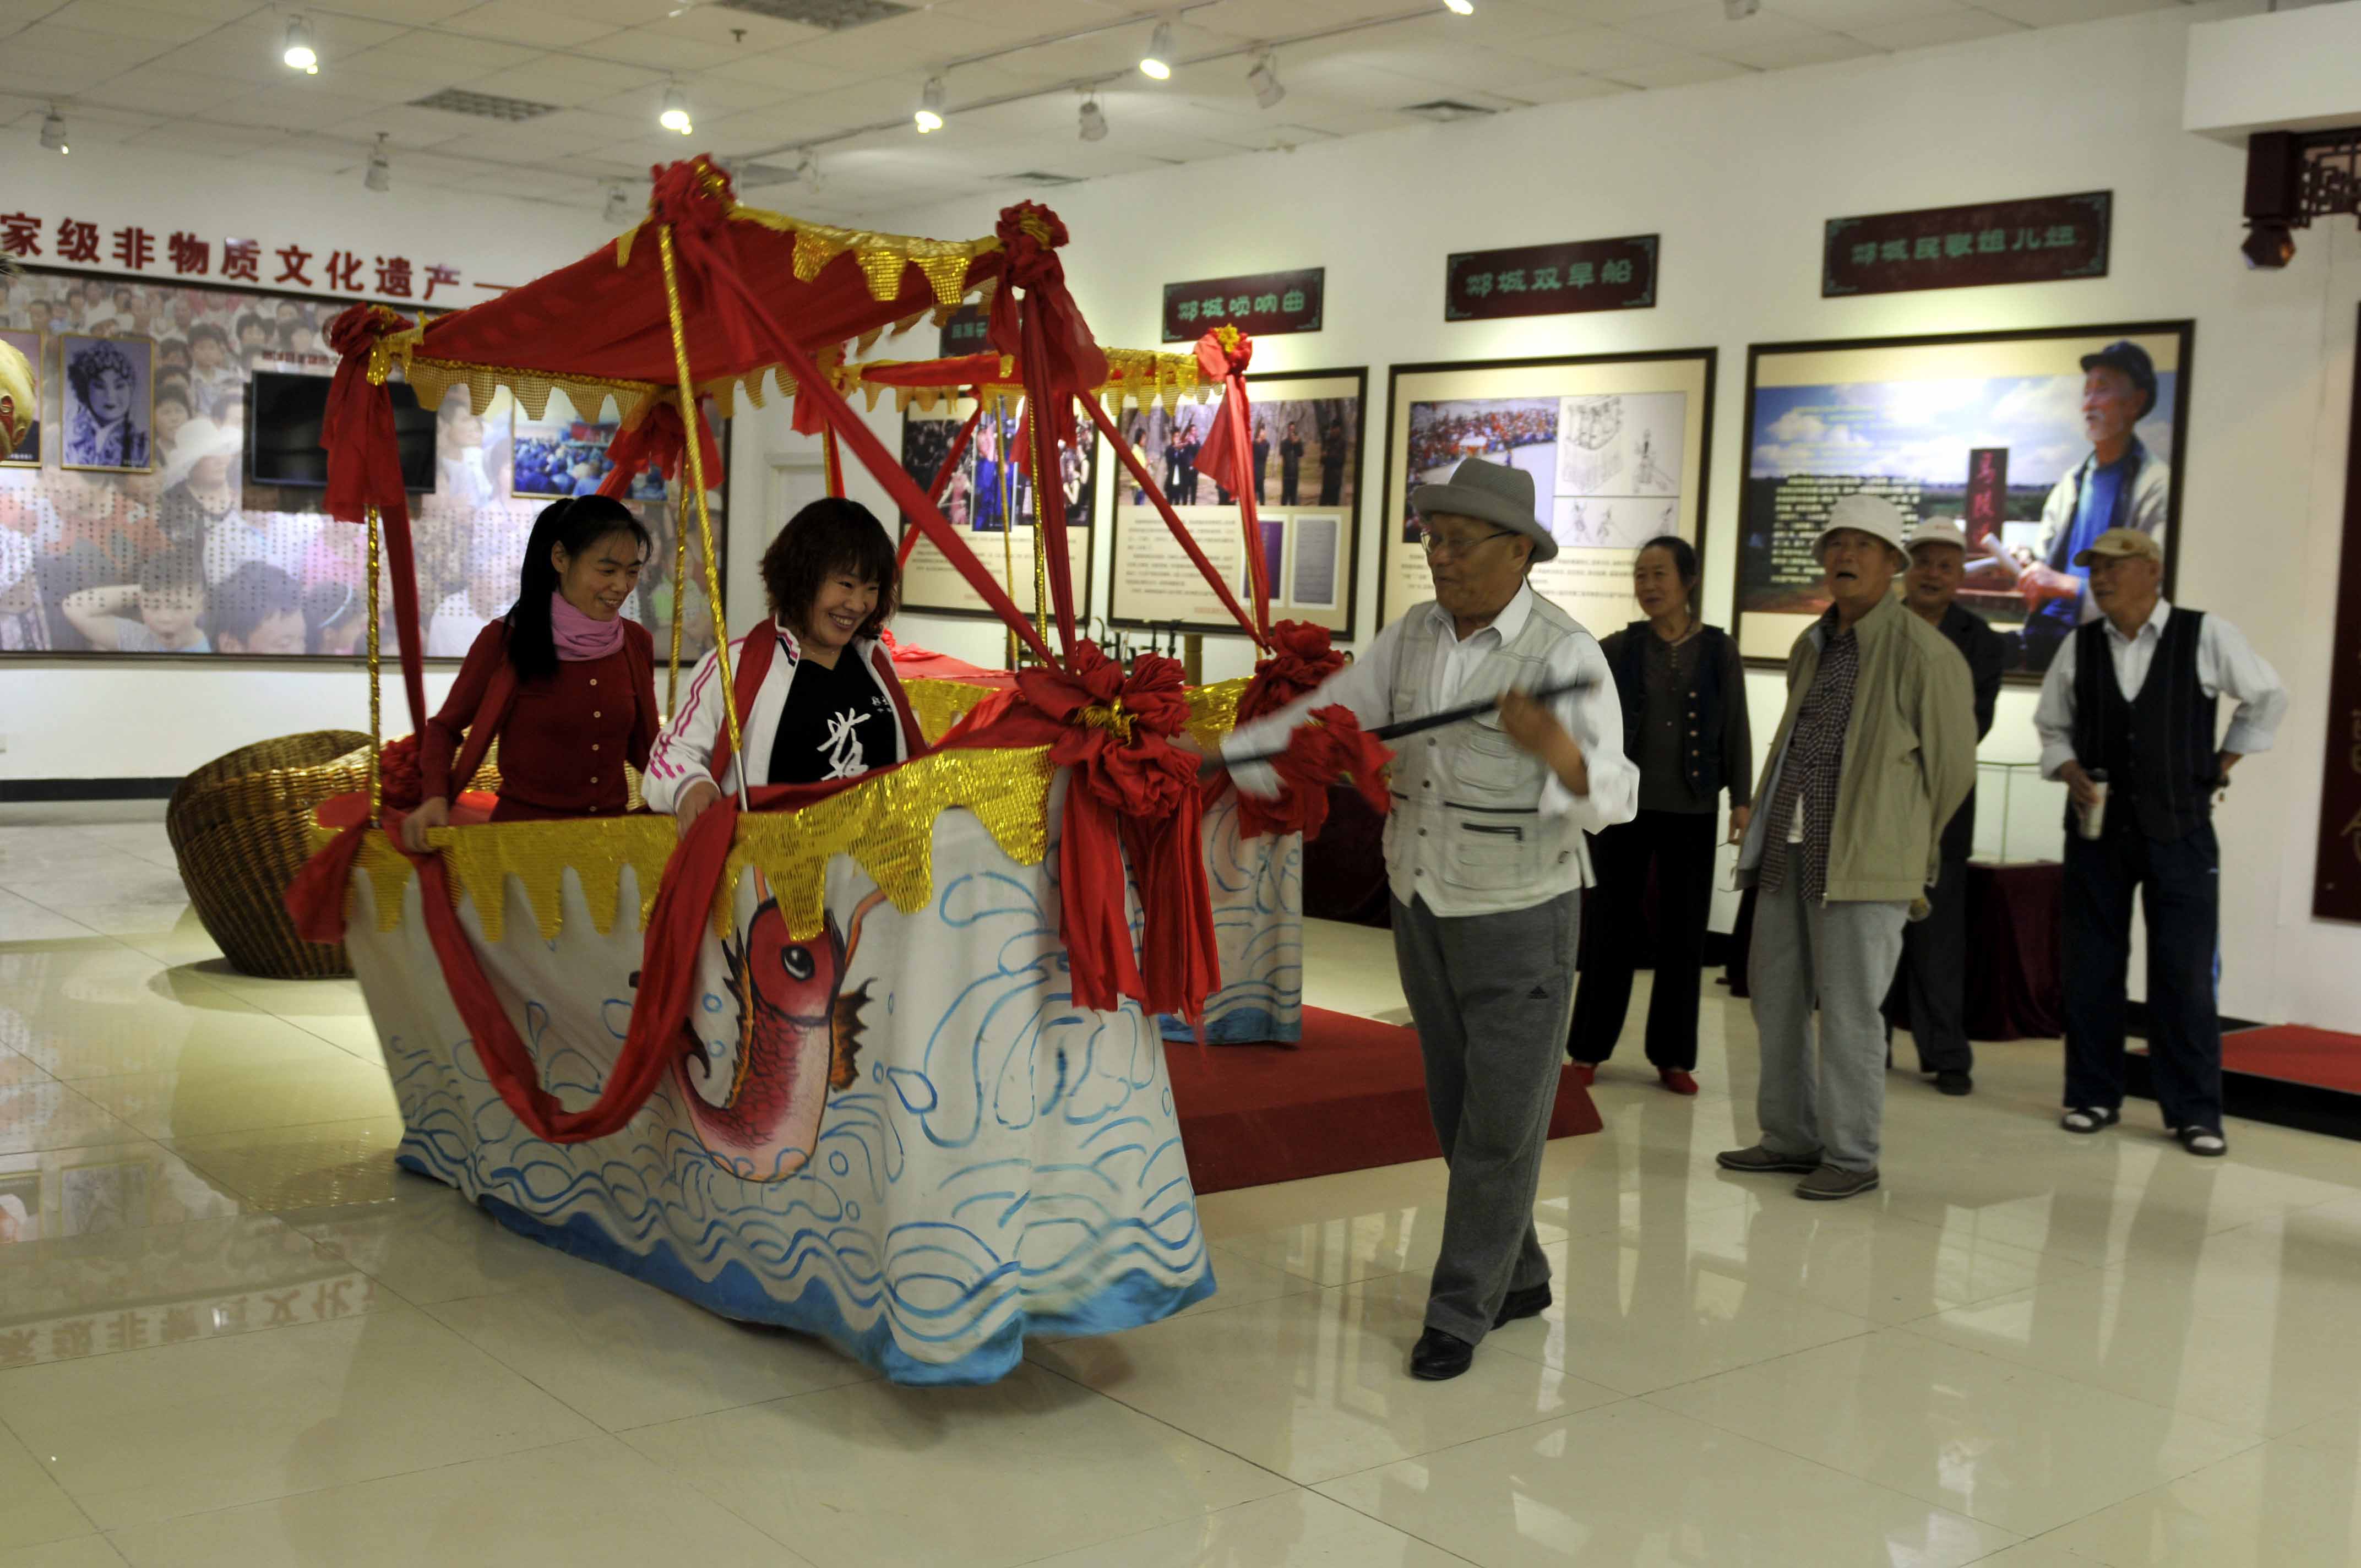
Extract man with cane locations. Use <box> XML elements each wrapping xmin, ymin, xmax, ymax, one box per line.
<box><xmin>1220</xmin><ymin>456</ymin><xmax>1636</xmax><ymax>1381</ymax></box>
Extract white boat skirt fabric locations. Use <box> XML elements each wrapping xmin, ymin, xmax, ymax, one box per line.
<box><xmin>344</xmin><ymin>779</ymin><xmax>1301</xmax><ymax>1384</ymax></box>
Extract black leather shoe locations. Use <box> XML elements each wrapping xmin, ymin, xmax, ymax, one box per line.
<box><xmin>1935</xmin><ymin>1070</ymin><xmax>1973</xmax><ymax>1097</ymax></box>
<box><xmin>1410</xmin><ymin>1327</ymin><xmax>1475</xmax><ymax>1381</ymax></box>
<box><xmin>1493</xmin><ymin>1284</ymin><xmax>1552</xmax><ymax>1328</ymax></box>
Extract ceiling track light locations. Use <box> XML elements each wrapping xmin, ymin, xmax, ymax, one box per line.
<box><xmin>915</xmin><ymin>74</ymin><xmax>945</xmax><ymax>132</ymax></box>
<box><xmin>1723</xmin><ymin>0</ymin><xmax>1759</xmax><ymax>17</ymax></box>
<box><xmin>1078</xmin><ymin>94</ymin><xmax>1107</xmax><ymax>141</ymax></box>
<box><xmin>1140</xmin><ymin>17</ymin><xmax>1173</xmax><ymax>79</ymax></box>
<box><xmin>1442</xmin><ymin>0</ymin><xmax>1474</xmax><ymax>14</ymax></box>
<box><xmin>363</xmin><ymin>132</ymin><xmax>390</xmax><ymax>192</ymax></box>
<box><xmin>602</xmin><ymin>181</ymin><xmax>637</xmax><ymax>225</ymax></box>
<box><xmin>1247</xmin><ymin>50</ymin><xmax>1283</xmax><ymax>109</ymax></box>
<box><xmin>793</xmin><ymin>148</ymin><xmax>821</xmax><ymax>189</ymax></box>
<box><xmin>659</xmin><ymin>84</ymin><xmax>693</xmax><ymax>134</ymax></box>
<box><xmin>282</xmin><ymin>15</ymin><xmax>318</xmax><ymax>73</ymax></box>
<box><xmin>40</xmin><ymin>106</ymin><xmax>67</xmax><ymax>155</ymax></box>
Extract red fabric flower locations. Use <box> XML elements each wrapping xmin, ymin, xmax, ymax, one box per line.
<box><xmin>1193</xmin><ymin>323</ymin><xmax>1252</xmax><ymax>380</ymax></box>
<box><xmin>1018</xmin><ymin>644</ymin><xmax>1195</xmax><ymax>820</ymax></box>
<box><xmin>648</xmin><ymin>155</ymin><xmax>735</xmax><ymax>235</ymax></box>
<box><xmin>377</xmin><ymin>734</ymin><xmax>425</xmax><ymax>812</ymax></box>
<box><xmin>1236</xmin><ymin>704</ymin><xmax>1395</xmax><ymax>842</ymax></box>
<box><xmin>1237</xmin><ymin>619</ymin><xmax>1345</xmax><ymax>726</ymax></box>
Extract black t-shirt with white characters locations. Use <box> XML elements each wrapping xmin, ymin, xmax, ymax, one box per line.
<box><xmin>766</xmin><ymin>650</ymin><xmax>897</xmax><ymax>786</ymax></box>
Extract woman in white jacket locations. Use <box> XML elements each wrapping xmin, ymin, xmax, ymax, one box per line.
<box><xmin>641</xmin><ymin>498</ymin><xmax>927</xmax><ymax>824</ymax></box>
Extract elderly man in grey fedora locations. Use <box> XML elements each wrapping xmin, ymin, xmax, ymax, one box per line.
<box><xmin>1722</xmin><ymin>493</ymin><xmax>1977</xmax><ymax>1200</ymax></box>
<box><xmin>1222</xmin><ymin>456</ymin><xmax>1636</xmax><ymax>1382</ymax></box>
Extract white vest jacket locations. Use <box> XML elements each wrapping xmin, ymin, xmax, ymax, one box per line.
<box><xmin>1384</xmin><ymin>595</ymin><xmax>1596</xmax><ymax>916</ymax></box>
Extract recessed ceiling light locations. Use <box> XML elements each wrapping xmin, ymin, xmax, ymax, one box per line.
<box><xmin>915</xmin><ymin>74</ymin><xmax>945</xmax><ymax>132</ymax></box>
<box><xmin>1139</xmin><ymin>18</ymin><xmax>1172</xmax><ymax>79</ymax></box>
<box><xmin>1443</xmin><ymin>0</ymin><xmax>1474</xmax><ymax>14</ymax></box>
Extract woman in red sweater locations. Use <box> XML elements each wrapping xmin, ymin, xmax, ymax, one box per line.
<box><xmin>401</xmin><ymin>497</ymin><xmax>660</xmax><ymax>851</ymax></box>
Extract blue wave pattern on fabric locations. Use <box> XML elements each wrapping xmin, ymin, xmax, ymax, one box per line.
<box><xmin>359</xmin><ymin>839</ymin><xmax>1217</xmax><ymax>1387</ymax></box>
<box><xmin>1160</xmin><ymin>793</ymin><xmax>1304</xmax><ymax>1044</ymax></box>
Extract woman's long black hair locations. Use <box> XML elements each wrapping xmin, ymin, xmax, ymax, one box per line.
<box><xmin>506</xmin><ymin>496</ymin><xmax>650</xmax><ymax>682</ymax></box>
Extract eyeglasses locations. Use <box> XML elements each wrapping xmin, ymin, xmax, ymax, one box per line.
<box><xmin>1418</xmin><ymin>526</ymin><xmax>1516</xmax><ymax>559</ymax></box>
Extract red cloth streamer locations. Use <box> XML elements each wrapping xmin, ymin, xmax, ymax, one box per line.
<box><xmin>400</xmin><ymin>796</ymin><xmax>742</xmax><ymax>1141</ymax></box>
<box><xmin>1082</xmin><ymin>397</ymin><xmax>1263</xmax><ymax>645</ymax></box>
<box><xmin>284</xmin><ymin>820</ymin><xmax>372</xmax><ymax>943</ymax></box>
<box><xmin>897</xmin><ymin>402</ymin><xmax>984</xmax><ymax>568</ymax></box>
<box><xmin>597</xmin><ymin>396</ymin><xmax>722</xmax><ymax>498</ymax></box>
<box><xmin>983</xmin><ymin>644</ymin><xmax>1216</xmax><ymax>1020</ymax></box>
<box><xmin>1190</xmin><ymin>327</ymin><xmax>1270</xmax><ymax>639</ymax></box>
<box><xmin>869</xmin><ymin>642</ymin><xmax>1217</xmax><ymax>1019</ymax></box>
<box><xmin>822</xmin><ymin>424</ymin><xmax>845</xmax><ymax>498</ymax></box>
<box><xmin>321</xmin><ymin>304</ymin><xmax>428</xmax><ymax>739</ymax></box>
<box><xmin>1239</xmin><ymin>704</ymin><xmax>1394</xmax><ymax>842</ymax></box>
<box><xmin>986</xmin><ymin>203</ymin><xmax>1107</xmax><ymax>656</ymax></box>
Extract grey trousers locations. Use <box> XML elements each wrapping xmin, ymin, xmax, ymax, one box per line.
<box><xmin>1749</xmin><ymin>877</ymin><xmax>1909</xmax><ymax>1173</ymax></box>
<box><xmin>1392</xmin><ymin>892</ymin><xmax>1579</xmax><ymax>1346</ymax></box>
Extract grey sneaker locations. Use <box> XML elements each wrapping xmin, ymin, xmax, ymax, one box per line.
<box><xmin>1717</xmin><ymin>1144</ymin><xmax>1823</xmax><ymax>1175</ymax></box>
<box><xmin>1796</xmin><ymin>1164</ymin><xmax>1880</xmax><ymax>1201</ymax></box>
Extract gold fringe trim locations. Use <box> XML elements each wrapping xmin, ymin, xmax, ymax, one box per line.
<box><xmin>396</xmin><ymin>352</ymin><xmax>656</xmax><ymax>424</ymax></box>
<box><xmin>328</xmin><ymin>686</ymin><xmax>1250</xmax><ymax>945</ymax></box>
<box><xmin>722</xmin><ymin>202</ymin><xmax>999</xmax><ymax>307</ymax></box>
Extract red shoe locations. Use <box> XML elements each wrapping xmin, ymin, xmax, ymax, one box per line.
<box><xmin>1570</xmin><ymin>1061</ymin><xmax>1597</xmax><ymax>1087</ymax></box>
<box><xmin>1658</xmin><ymin>1069</ymin><xmax>1700</xmax><ymax>1096</ymax></box>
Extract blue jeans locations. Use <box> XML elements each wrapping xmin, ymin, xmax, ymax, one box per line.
<box><xmin>2062</xmin><ymin>820</ymin><xmax>2224</xmax><ymax>1130</ymax></box>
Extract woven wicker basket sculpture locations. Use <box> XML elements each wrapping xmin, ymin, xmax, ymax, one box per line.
<box><xmin>166</xmin><ymin>731</ymin><xmax>374</xmax><ymax>979</ymax></box>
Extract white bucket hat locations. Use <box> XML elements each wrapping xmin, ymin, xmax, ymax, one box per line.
<box><xmin>1813</xmin><ymin>492</ymin><xmax>1908</xmax><ymax>562</ymax></box>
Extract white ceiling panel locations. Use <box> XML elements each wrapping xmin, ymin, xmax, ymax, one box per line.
<box><xmin>11</xmin><ymin>0</ymin><xmax>2178</xmax><ymax>235</ymax></box>
<box><xmin>1848</xmin><ymin>8</ymin><xmax>2024</xmax><ymax>49</ymax></box>
<box><xmin>1609</xmin><ymin>53</ymin><xmax>1753</xmax><ymax>86</ymax></box>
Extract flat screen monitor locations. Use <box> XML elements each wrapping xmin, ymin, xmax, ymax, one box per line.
<box><xmin>247</xmin><ymin>371</ymin><xmax>437</xmax><ymax>491</ymax></box>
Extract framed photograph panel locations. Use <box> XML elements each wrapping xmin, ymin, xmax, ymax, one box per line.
<box><xmin>0</xmin><ymin>330</ymin><xmax>40</xmax><ymax>466</ymax></box>
<box><xmin>895</xmin><ymin>395</ymin><xmax>1097</xmax><ymax>622</ymax></box>
<box><xmin>1379</xmin><ymin>351</ymin><xmax>1716</xmax><ymax>636</ymax></box>
<box><xmin>1108</xmin><ymin>366</ymin><xmax>1364</xmax><ymax>637</ymax></box>
<box><xmin>2</xmin><ymin>263</ymin><xmax>727</xmax><ymax>663</ymax></box>
<box><xmin>1733</xmin><ymin>322</ymin><xmax>2193</xmax><ymax>677</ymax></box>
<box><xmin>59</xmin><ymin>332</ymin><xmax>154</xmax><ymax>473</ymax></box>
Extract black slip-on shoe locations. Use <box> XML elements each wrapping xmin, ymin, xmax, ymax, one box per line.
<box><xmin>1492</xmin><ymin>1284</ymin><xmax>1552</xmax><ymax>1329</ymax></box>
<box><xmin>1410</xmin><ymin>1327</ymin><xmax>1475</xmax><ymax>1381</ymax></box>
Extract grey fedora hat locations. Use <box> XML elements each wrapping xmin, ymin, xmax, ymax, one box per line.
<box><xmin>1410</xmin><ymin>456</ymin><xmax>1558</xmax><ymax>564</ymax></box>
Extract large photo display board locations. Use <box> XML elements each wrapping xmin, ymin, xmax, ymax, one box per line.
<box><xmin>1108</xmin><ymin>367</ymin><xmax>1364</xmax><ymax>637</ymax></box>
<box><xmin>0</xmin><ymin>265</ymin><xmax>723</xmax><ymax>665</ymax></box>
<box><xmin>1734</xmin><ymin>322</ymin><xmax>2191</xmax><ymax>674</ymax></box>
<box><xmin>895</xmin><ymin>395</ymin><xmax>1096</xmax><ymax>621</ymax></box>
<box><xmin>1380</xmin><ymin>352</ymin><xmax>1715</xmax><ymax>634</ymax></box>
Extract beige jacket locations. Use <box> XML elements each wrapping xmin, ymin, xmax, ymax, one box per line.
<box><xmin>1736</xmin><ymin>594</ymin><xmax>1978</xmax><ymax>905</ymax></box>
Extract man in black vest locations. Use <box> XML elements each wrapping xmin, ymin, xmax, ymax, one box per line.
<box><xmin>1885</xmin><ymin>520</ymin><xmax>2008</xmax><ymax>1096</ymax></box>
<box><xmin>2034</xmin><ymin>529</ymin><xmax>2286</xmax><ymax>1156</ymax></box>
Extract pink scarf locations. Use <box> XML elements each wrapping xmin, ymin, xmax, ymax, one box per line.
<box><xmin>551</xmin><ymin>591</ymin><xmax>625</xmax><ymax>662</ymax></box>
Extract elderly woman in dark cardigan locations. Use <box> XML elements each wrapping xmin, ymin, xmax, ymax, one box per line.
<box><xmin>1568</xmin><ymin>535</ymin><xmax>1751</xmax><ymax>1096</ymax></box>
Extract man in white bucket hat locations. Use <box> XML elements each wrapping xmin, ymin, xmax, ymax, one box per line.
<box><xmin>1721</xmin><ymin>493</ymin><xmax>1976</xmax><ymax>1200</ymax></box>
<box><xmin>1222</xmin><ymin>455</ymin><xmax>1636</xmax><ymax>1381</ymax></box>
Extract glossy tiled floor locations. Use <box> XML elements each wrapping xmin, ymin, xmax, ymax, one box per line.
<box><xmin>4</xmin><ymin>806</ymin><xmax>2360</xmax><ymax>1566</ymax></box>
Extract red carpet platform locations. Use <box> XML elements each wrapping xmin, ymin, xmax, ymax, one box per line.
<box><xmin>2130</xmin><ymin>1023</ymin><xmax>2361</xmax><ymax>1144</ymax></box>
<box><xmin>2222</xmin><ymin>1026</ymin><xmax>2361</xmax><ymax>1093</ymax></box>
<box><xmin>1165</xmin><ymin>1007</ymin><xmax>1603</xmax><ymax>1195</ymax></box>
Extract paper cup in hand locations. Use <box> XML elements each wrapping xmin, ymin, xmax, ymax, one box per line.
<box><xmin>2079</xmin><ymin>770</ymin><xmax>2108</xmax><ymax>840</ymax></box>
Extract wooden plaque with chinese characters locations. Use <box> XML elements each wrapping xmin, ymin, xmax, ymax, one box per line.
<box><xmin>1823</xmin><ymin>193</ymin><xmax>2110</xmax><ymax>297</ymax></box>
<box><xmin>937</xmin><ymin>304</ymin><xmax>990</xmax><ymax>360</ymax></box>
<box><xmin>1445</xmin><ymin>237</ymin><xmax>1657</xmax><ymax>321</ymax></box>
<box><xmin>1161</xmin><ymin>269</ymin><xmax>1323</xmax><ymax>342</ymax></box>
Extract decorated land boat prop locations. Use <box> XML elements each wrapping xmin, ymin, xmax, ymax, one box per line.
<box><xmin>289</xmin><ymin>159</ymin><xmax>1378</xmax><ymax>1384</ymax></box>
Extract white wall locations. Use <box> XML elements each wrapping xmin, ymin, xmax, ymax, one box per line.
<box><xmin>0</xmin><ymin>139</ymin><xmax>615</xmax><ymax>780</ymax></box>
<box><xmin>730</xmin><ymin>3</ymin><xmax>2359</xmax><ymax>1030</ymax></box>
